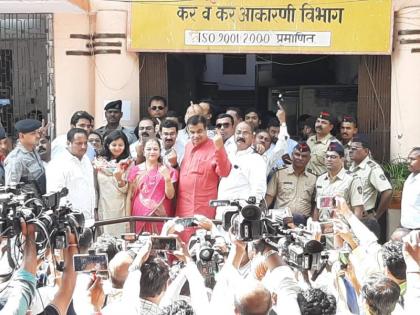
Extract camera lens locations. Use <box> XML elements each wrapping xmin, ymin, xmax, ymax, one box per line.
<box><xmin>241</xmin><ymin>205</ymin><xmax>261</xmax><ymax>220</ymax></box>
<box><xmin>199</xmin><ymin>247</ymin><xmax>213</xmax><ymax>261</ymax></box>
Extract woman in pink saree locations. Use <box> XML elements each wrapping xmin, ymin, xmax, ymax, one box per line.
<box><xmin>127</xmin><ymin>138</ymin><xmax>178</xmax><ymax>234</ymax></box>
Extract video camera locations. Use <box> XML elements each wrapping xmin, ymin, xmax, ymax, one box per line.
<box><xmin>189</xmin><ymin>230</ymin><xmax>225</xmax><ymax>289</ymax></box>
<box><xmin>211</xmin><ymin>197</ymin><xmax>328</xmax><ymax>276</ymax></box>
<box><xmin>0</xmin><ymin>185</ymin><xmax>84</xmax><ymax>250</ymax></box>
<box><xmin>210</xmin><ymin>197</ymin><xmax>274</xmax><ymax>241</ymax></box>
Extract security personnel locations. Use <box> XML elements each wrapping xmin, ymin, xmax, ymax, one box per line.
<box><xmin>314</xmin><ymin>142</ymin><xmax>364</xmax><ymax>221</ymax></box>
<box><xmin>4</xmin><ymin>119</ymin><xmax>46</xmax><ymax>197</ymax></box>
<box><xmin>95</xmin><ymin>100</ymin><xmax>136</xmax><ymax>144</ymax></box>
<box><xmin>306</xmin><ymin>111</ymin><xmax>340</xmax><ymax>176</ymax></box>
<box><xmin>349</xmin><ymin>135</ymin><xmax>392</xmax><ymax>219</ymax></box>
<box><xmin>340</xmin><ymin>115</ymin><xmax>358</xmax><ymax>169</ymax></box>
<box><xmin>266</xmin><ymin>142</ymin><xmax>316</xmax><ymax>225</ymax></box>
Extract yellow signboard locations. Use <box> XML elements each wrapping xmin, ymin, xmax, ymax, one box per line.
<box><xmin>129</xmin><ymin>0</ymin><xmax>392</xmax><ymax>54</ymax></box>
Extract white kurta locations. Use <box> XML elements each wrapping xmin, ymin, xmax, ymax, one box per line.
<box><xmin>401</xmin><ymin>172</ymin><xmax>420</xmax><ymax>229</ymax></box>
<box><xmin>217</xmin><ymin>146</ymin><xmax>267</xmax><ymax>219</ymax></box>
<box><xmin>46</xmin><ymin>149</ymin><xmax>96</xmax><ymax>222</ymax></box>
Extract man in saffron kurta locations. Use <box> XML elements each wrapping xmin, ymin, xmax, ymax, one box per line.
<box><xmin>176</xmin><ymin>115</ymin><xmax>231</xmax><ymax>219</ymax></box>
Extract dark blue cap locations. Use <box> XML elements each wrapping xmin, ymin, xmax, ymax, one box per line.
<box><xmin>15</xmin><ymin>119</ymin><xmax>42</xmax><ymax>134</ymax></box>
<box><xmin>328</xmin><ymin>142</ymin><xmax>345</xmax><ymax>157</ymax></box>
<box><xmin>104</xmin><ymin>100</ymin><xmax>122</xmax><ymax>111</ymax></box>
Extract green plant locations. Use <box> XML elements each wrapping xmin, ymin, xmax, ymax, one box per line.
<box><xmin>382</xmin><ymin>158</ymin><xmax>410</xmax><ymax>193</ymax></box>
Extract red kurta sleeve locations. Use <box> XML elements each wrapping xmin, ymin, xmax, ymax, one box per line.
<box><xmin>214</xmin><ymin>146</ymin><xmax>231</xmax><ymax>177</ymax></box>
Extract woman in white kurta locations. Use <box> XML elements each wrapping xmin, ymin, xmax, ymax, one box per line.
<box><xmin>94</xmin><ymin>130</ymin><xmax>132</xmax><ymax>236</ymax></box>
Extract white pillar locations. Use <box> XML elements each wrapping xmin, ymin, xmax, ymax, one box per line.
<box><xmin>92</xmin><ymin>0</ymin><xmax>139</xmax><ymax>128</ymax></box>
<box><xmin>391</xmin><ymin>5</ymin><xmax>420</xmax><ymax>158</ymax></box>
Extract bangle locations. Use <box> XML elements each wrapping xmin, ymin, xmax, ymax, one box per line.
<box><xmin>68</xmin><ymin>244</ymin><xmax>78</xmax><ymax>248</ymax></box>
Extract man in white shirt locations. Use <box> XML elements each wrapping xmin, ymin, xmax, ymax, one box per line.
<box><xmin>47</xmin><ymin>128</ymin><xmax>96</xmax><ymax>222</ymax></box>
<box><xmin>217</xmin><ymin>121</ymin><xmax>267</xmax><ymax>219</ymax></box>
<box><xmin>215</xmin><ymin>113</ymin><xmax>236</xmax><ymax>156</ymax></box>
<box><xmin>401</xmin><ymin>147</ymin><xmax>420</xmax><ymax>229</ymax></box>
<box><xmin>51</xmin><ymin>111</ymin><xmax>96</xmax><ymax>161</ymax></box>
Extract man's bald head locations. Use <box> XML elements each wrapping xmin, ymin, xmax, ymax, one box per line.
<box><xmin>109</xmin><ymin>251</ymin><xmax>133</xmax><ymax>289</ymax></box>
<box><xmin>234</xmin><ymin>280</ymin><xmax>272</xmax><ymax>315</ymax></box>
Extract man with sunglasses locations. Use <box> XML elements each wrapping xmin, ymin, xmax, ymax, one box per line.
<box><xmin>215</xmin><ymin>113</ymin><xmax>236</xmax><ymax>156</ymax></box>
<box><xmin>96</xmin><ymin>100</ymin><xmax>137</xmax><ymax>144</ymax></box>
<box><xmin>313</xmin><ymin>142</ymin><xmax>364</xmax><ymax>221</ymax></box>
<box><xmin>349</xmin><ymin>135</ymin><xmax>392</xmax><ymax>221</ymax></box>
<box><xmin>147</xmin><ymin>96</ymin><xmax>168</xmax><ymax>120</ymax></box>
<box><xmin>5</xmin><ymin>119</ymin><xmax>46</xmax><ymax>197</ymax></box>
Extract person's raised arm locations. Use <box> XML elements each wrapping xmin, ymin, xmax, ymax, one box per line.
<box><xmin>213</xmin><ymin>131</ymin><xmax>231</xmax><ymax>177</ymax></box>
<box><xmin>48</xmin><ymin>229</ymin><xmax>79</xmax><ymax>315</ymax></box>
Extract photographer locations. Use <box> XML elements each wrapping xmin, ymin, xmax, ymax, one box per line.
<box><xmin>0</xmin><ymin>222</ymin><xmax>79</xmax><ymax>315</ymax></box>
<box><xmin>0</xmin><ymin>220</ymin><xmax>37</xmax><ymax>315</ymax></box>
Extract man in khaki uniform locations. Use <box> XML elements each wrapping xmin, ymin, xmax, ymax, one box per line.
<box><xmin>306</xmin><ymin>112</ymin><xmax>340</xmax><ymax>176</ymax></box>
<box><xmin>314</xmin><ymin>142</ymin><xmax>364</xmax><ymax>221</ymax></box>
<box><xmin>349</xmin><ymin>135</ymin><xmax>392</xmax><ymax>220</ymax></box>
<box><xmin>340</xmin><ymin>115</ymin><xmax>358</xmax><ymax>169</ymax></box>
<box><xmin>266</xmin><ymin>142</ymin><xmax>316</xmax><ymax>225</ymax></box>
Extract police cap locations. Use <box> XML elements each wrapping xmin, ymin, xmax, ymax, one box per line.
<box><xmin>104</xmin><ymin>100</ymin><xmax>122</xmax><ymax>111</ymax></box>
<box><xmin>328</xmin><ymin>142</ymin><xmax>345</xmax><ymax>157</ymax></box>
<box><xmin>15</xmin><ymin>119</ymin><xmax>42</xmax><ymax>134</ymax></box>
<box><xmin>318</xmin><ymin>111</ymin><xmax>335</xmax><ymax>123</ymax></box>
<box><xmin>294</xmin><ymin>141</ymin><xmax>311</xmax><ymax>153</ymax></box>
<box><xmin>352</xmin><ymin>134</ymin><xmax>370</xmax><ymax>149</ymax></box>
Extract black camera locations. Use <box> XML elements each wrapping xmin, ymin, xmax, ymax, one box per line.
<box><xmin>0</xmin><ymin>186</ymin><xmax>84</xmax><ymax>250</ymax></box>
<box><xmin>278</xmin><ymin>228</ymin><xmax>328</xmax><ymax>273</ymax></box>
<box><xmin>210</xmin><ymin>197</ymin><xmax>266</xmax><ymax>241</ymax></box>
<box><xmin>189</xmin><ymin>230</ymin><xmax>224</xmax><ymax>289</ymax></box>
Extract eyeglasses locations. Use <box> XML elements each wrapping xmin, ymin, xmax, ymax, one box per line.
<box><xmin>150</xmin><ymin>106</ymin><xmax>164</xmax><ymax>111</ymax></box>
<box><xmin>325</xmin><ymin>154</ymin><xmax>340</xmax><ymax>160</ymax></box>
<box><xmin>139</xmin><ymin>126</ymin><xmax>154</xmax><ymax>131</ymax></box>
<box><xmin>216</xmin><ymin>123</ymin><xmax>231</xmax><ymax>129</ymax></box>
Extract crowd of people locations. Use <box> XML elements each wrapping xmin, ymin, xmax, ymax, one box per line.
<box><xmin>0</xmin><ymin>96</ymin><xmax>419</xmax><ymax>315</ymax></box>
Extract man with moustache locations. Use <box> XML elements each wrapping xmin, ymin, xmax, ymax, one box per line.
<box><xmin>130</xmin><ymin>118</ymin><xmax>156</xmax><ymax>164</ymax></box>
<box><xmin>265</xmin><ymin>142</ymin><xmax>316</xmax><ymax>225</ymax></box>
<box><xmin>216</xmin><ymin>121</ymin><xmax>267</xmax><ymax>219</ymax></box>
<box><xmin>96</xmin><ymin>100</ymin><xmax>137</xmax><ymax>144</ymax></box>
<box><xmin>176</xmin><ymin>115</ymin><xmax>231</xmax><ymax>219</ymax></box>
<box><xmin>215</xmin><ymin>113</ymin><xmax>236</xmax><ymax>156</ymax></box>
<box><xmin>340</xmin><ymin>115</ymin><xmax>358</xmax><ymax>169</ymax></box>
<box><xmin>47</xmin><ymin>128</ymin><xmax>96</xmax><ymax>222</ymax></box>
<box><xmin>159</xmin><ymin>119</ymin><xmax>183</xmax><ymax>166</ymax></box>
<box><xmin>306</xmin><ymin>112</ymin><xmax>341</xmax><ymax>176</ymax></box>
